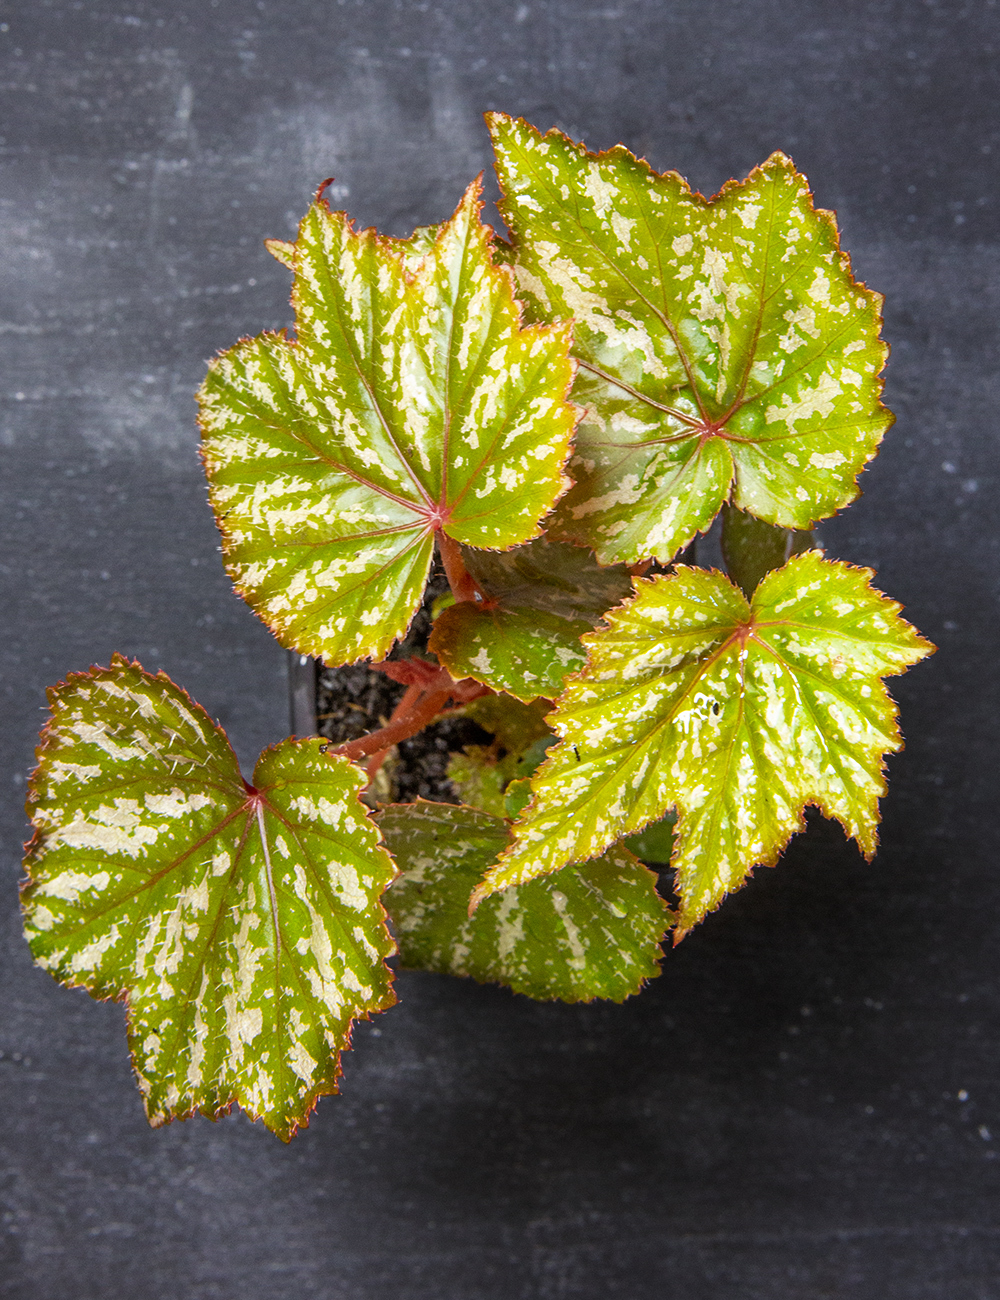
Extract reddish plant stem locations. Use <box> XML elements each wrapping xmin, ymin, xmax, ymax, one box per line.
<box><xmin>363</xmin><ymin>682</ymin><xmax>422</xmax><ymax>786</ymax></box>
<box><xmin>365</xmin><ymin>746</ymin><xmax>393</xmax><ymax>788</ymax></box>
<box><xmin>437</xmin><ymin>530</ymin><xmax>480</xmax><ymax>604</ymax></box>
<box><xmin>330</xmin><ymin>685</ymin><xmax>454</xmax><ymax>763</ymax></box>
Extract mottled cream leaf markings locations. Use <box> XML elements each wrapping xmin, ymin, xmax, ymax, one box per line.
<box><xmin>198</xmin><ymin>175</ymin><xmax>577</xmax><ymax>666</ymax></box>
<box><xmin>430</xmin><ymin>603</ymin><xmax>591</xmax><ymax>702</ymax></box>
<box><xmin>380</xmin><ymin>802</ymin><xmax>668</xmax><ymax>1002</ymax></box>
<box><xmin>488</xmin><ymin>112</ymin><xmax>893</xmax><ymax>565</ymax></box>
<box><xmin>24</xmin><ymin>123</ymin><xmax>933</xmax><ymax>1143</ymax></box>
<box><xmin>22</xmin><ymin>657</ymin><xmax>396</xmax><ymax>1140</ymax></box>
<box><xmin>472</xmin><ymin>552</ymin><xmax>932</xmax><ymax>931</ymax></box>
<box><xmin>429</xmin><ymin>536</ymin><xmax>634</xmax><ymax>700</ymax></box>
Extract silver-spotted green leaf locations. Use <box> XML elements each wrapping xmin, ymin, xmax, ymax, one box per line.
<box><xmin>503</xmin><ymin>777</ymin><xmax>534</xmax><ymax>821</ymax></box>
<box><xmin>392</xmin><ymin>223</ymin><xmax>443</xmax><ymax>274</ymax></box>
<box><xmin>489</xmin><ymin>113</ymin><xmax>892</xmax><ymax>565</ymax></box>
<box><xmin>472</xmin><ymin>553</ymin><xmax>933</xmax><ymax>933</ymax></box>
<box><xmin>429</xmin><ymin>537</ymin><xmax>633</xmax><ymax>699</ymax></box>
<box><xmin>430</xmin><ymin>602</ymin><xmax>592</xmax><ymax>701</ymax></box>
<box><xmin>21</xmin><ymin>656</ymin><xmax>396</xmax><ymax>1140</ymax></box>
<box><xmin>380</xmin><ymin>802</ymin><xmax>668</xmax><ymax>1001</ymax></box>
<box><xmin>198</xmin><ymin>179</ymin><xmax>577</xmax><ymax>666</ymax></box>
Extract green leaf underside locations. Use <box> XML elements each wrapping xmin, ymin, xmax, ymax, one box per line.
<box><xmin>462</xmin><ymin>536</ymin><xmax>634</xmax><ymax>622</ymax></box>
<box><xmin>720</xmin><ymin>504</ymin><xmax>813</xmax><ymax>599</ymax></box>
<box><xmin>429</xmin><ymin>537</ymin><xmax>634</xmax><ymax>699</ymax></box>
<box><xmin>489</xmin><ymin>113</ymin><xmax>892</xmax><ymax>565</ymax></box>
<box><xmin>474</xmin><ymin>553</ymin><xmax>933</xmax><ymax>932</ymax></box>
<box><xmin>21</xmin><ymin>657</ymin><xmax>396</xmax><ymax>1139</ymax></box>
<box><xmin>622</xmin><ymin>812</ymin><xmax>677</xmax><ymax>866</ymax></box>
<box><xmin>380</xmin><ymin>802</ymin><xmax>668</xmax><ymax>1002</ymax></box>
<box><xmin>198</xmin><ymin>179</ymin><xmax>577</xmax><ymax>666</ymax></box>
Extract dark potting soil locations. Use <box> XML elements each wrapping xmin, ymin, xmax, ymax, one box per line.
<box><xmin>315</xmin><ymin>560</ymin><xmax>493</xmax><ymax>803</ymax></box>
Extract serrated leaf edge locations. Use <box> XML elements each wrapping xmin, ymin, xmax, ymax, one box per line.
<box><xmin>471</xmin><ymin>554</ymin><xmax>933</xmax><ymax>922</ymax></box>
<box><xmin>486</xmin><ymin>111</ymin><xmax>895</xmax><ymax>555</ymax></box>
<box><xmin>21</xmin><ymin>654</ymin><xmax>399</xmax><ymax>1141</ymax></box>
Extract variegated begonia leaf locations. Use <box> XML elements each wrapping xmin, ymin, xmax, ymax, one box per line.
<box><xmin>430</xmin><ymin>603</ymin><xmax>591</xmax><ymax>703</ymax></box>
<box><xmin>472</xmin><ymin>553</ymin><xmax>933</xmax><ymax>934</ymax></box>
<box><xmin>503</xmin><ymin>777</ymin><xmax>534</xmax><ymax>821</ymax></box>
<box><xmin>198</xmin><ymin>178</ymin><xmax>577</xmax><ymax>666</ymax></box>
<box><xmin>21</xmin><ymin>656</ymin><xmax>396</xmax><ymax>1140</ymax></box>
<box><xmin>489</xmin><ymin>113</ymin><xmax>892</xmax><ymax>565</ymax></box>
<box><xmin>429</xmin><ymin>537</ymin><xmax>633</xmax><ymax>700</ymax></box>
<box><xmin>268</xmin><ymin>221</ymin><xmax>442</xmax><ymax>277</ymax></box>
<box><xmin>380</xmin><ymin>802</ymin><xmax>668</xmax><ymax>1002</ymax></box>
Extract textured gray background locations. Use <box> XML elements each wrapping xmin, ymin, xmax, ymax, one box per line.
<box><xmin>1</xmin><ymin>1</ymin><xmax>998</xmax><ymax>1296</ymax></box>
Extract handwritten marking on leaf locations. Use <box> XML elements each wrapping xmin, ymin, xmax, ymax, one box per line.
<box><xmin>199</xmin><ymin>179</ymin><xmax>577</xmax><ymax>666</ymax></box>
<box><xmin>21</xmin><ymin>656</ymin><xmax>396</xmax><ymax>1140</ymax></box>
<box><xmin>380</xmin><ymin>801</ymin><xmax>668</xmax><ymax>1002</ymax></box>
<box><xmin>489</xmin><ymin>113</ymin><xmax>892</xmax><ymax>564</ymax></box>
<box><xmin>472</xmin><ymin>553</ymin><xmax>933</xmax><ymax>933</ymax></box>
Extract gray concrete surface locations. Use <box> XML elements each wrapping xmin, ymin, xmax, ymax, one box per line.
<box><xmin>0</xmin><ymin>2</ymin><xmax>997</xmax><ymax>1296</ymax></box>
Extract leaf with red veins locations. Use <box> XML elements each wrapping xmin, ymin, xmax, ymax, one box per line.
<box><xmin>489</xmin><ymin>113</ymin><xmax>893</xmax><ymax>565</ymax></box>
<box><xmin>381</xmin><ymin>801</ymin><xmax>668</xmax><ymax>1003</ymax></box>
<box><xmin>198</xmin><ymin>178</ymin><xmax>577</xmax><ymax>667</ymax></box>
<box><xmin>472</xmin><ymin>553</ymin><xmax>933</xmax><ymax>934</ymax></box>
<box><xmin>21</xmin><ymin>656</ymin><xmax>396</xmax><ymax>1140</ymax></box>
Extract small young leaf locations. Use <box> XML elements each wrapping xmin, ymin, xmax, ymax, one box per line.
<box><xmin>472</xmin><ymin>553</ymin><xmax>933</xmax><ymax>933</ymax></box>
<box><xmin>198</xmin><ymin>179</ymin><xmax>577</xmax><ymax>666</ymax></box>
<box><xmin>380</xmin><ymin>802</ymin><xmax>668</xmax><ymax>1002</ymax></box>
<box><xmin>429</xmin><ymin>537</ymin><xmax>633</xmax><ymax>699</ymax></box>
<box><xmin>447</xmin><ymin>694</ymin><xmax>554</xmax><ymax>815</ymax></box>
<box><xmin>21</xmin><ymin>657</ymin><xmax>396</xmax><ymax>1139</ymax></box>
<box><xmin>446</xmin><ymin>746</ymin><xmax>511</xmax><ymax>818</ymax></box>
<box><xmin>720</xmin><ymin>503</ymin><xmax>813</xmax><ymax>598</ymax></box>
<box><xmin>503</xmin><ymin>777</ymin><xmax>533</xmax><ymax>821</ymax></box>
<box><xmin>430</xmin><ymin>602</ymin><xmax>592</xmax><ymax>701</ymax></box>
<box><xmin>489</xmin><ymin>113</ymin><xmax>892</xmax><ymax>565</ymax></box>
<box><xmin>462</xmin><ymin>692</ymin><xmax>553</xmax><ymax>754</ymax></box>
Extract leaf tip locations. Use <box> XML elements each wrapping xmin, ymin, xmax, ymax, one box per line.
<box><xmin>314</xmin><ymin>176</ymin><xmax>336</xmax><ymax>207</ymax></box>
<box><xmin>467</xmin><ymin>881</ymin><xmax>491</xmax><ymax>916</ymax></box>
<box><xmin>264</xmin><ymin>238</ymin><xmax>296</xmax><ymax>270</ymax></box>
